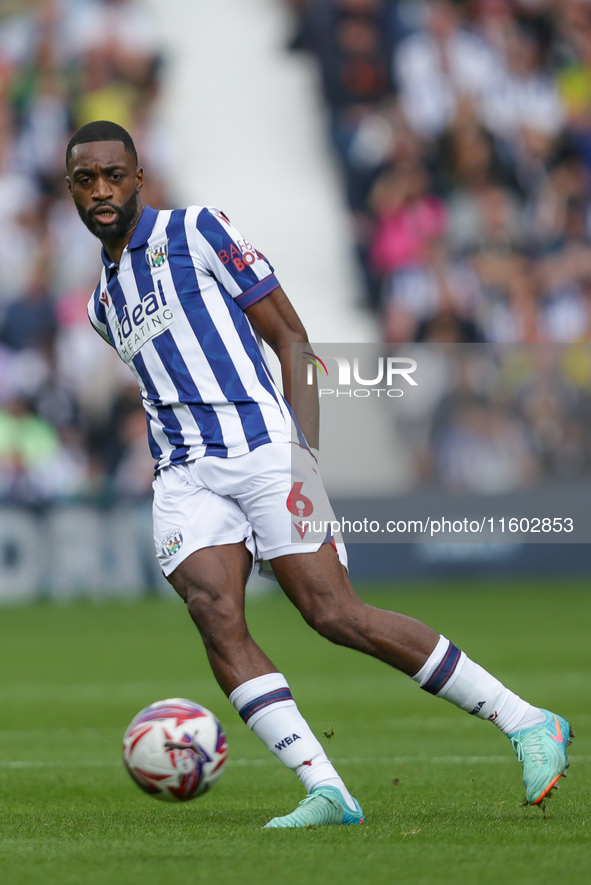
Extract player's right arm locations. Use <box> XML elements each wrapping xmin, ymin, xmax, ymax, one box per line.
<box><xmin>244</xmin><ymin>286</ymin><xmax>319</xmax><ymax>451</ymax></box>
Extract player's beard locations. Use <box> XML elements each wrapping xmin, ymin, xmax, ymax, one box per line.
<box><xmin>77</xmin><ymin>190</ymin><xmax>140</xmax><ymax>242</ymax></box>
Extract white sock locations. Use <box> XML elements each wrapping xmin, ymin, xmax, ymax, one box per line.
<box><xmin>229</xmin><ymin>672</ymin><xmax>357</xmax><ymax>810</ymax></box>
<box><xmin>412</xmin><ymin>635</ymin><xmax>545</xmax><ymax>734</ymax></box>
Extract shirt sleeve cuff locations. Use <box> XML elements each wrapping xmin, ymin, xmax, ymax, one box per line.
<box><xmin>234</xmin><ymin>274</ymin><xmax>280</xmax><ymax>310</ymax></box>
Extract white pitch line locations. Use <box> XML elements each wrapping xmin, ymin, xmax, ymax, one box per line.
<box><xmin>1</xmin><ymin>755</ymin><xmax>589</xmax><ymax>769</ymax></box>
<box><xmin>0</xmin><ymin>760</ymin><xmax>121</xmax><ymax>769</ymax></box>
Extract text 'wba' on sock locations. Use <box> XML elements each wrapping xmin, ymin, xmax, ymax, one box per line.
<box><xmin>412</xmin><ymin>635</ymin><xmax>545</xmax><ymax>734</ymax></box>
<box><xmin>229</xmin><ymin>672</ymin><xmax>357</xmax><ymax>809</ymax></box>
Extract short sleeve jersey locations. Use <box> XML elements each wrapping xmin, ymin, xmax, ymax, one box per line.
<box><xmin>87</xmin><ymin>205</ymin><xmax>293</xmax><ymax>471</ymax></box>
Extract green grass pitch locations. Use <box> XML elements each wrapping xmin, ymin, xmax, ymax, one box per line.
<box><xmin>0</xmin><ymin>579</ymin><xmax>589</xmax><ymax>885</ymax></box>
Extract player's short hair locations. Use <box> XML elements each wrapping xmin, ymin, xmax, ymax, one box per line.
<box><xmin>66</xmin><ymin>121</ymin><xmax>138</xmax><ymax>167</ymax></box>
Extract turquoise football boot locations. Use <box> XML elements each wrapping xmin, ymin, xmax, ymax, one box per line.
<box><xmin>508</xmin><ymin>709</ymin><xmax>574</xmax><ymax>805</ymax></box>
<box><xmin>263</xmin><ymin>785</ymin><xmax>364</xmax><ymax>828</ymax></box>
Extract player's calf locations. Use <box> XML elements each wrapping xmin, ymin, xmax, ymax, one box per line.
<box><xmin>168</xmin><ymin>543</ymin><xmax>277</xmax><ymax>696</ymax></box>
<box><xmin>272</xmin><ymin>545</ymin><xmax>438</xmax><ymax>673</ymax></box>
<box><xmin>298</xmin><ymin>594</ymin><xmax>363</xmax><ymax>645</ymax></box>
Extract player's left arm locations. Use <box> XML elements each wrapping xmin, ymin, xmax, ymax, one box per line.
<box><xmin>192</xmin><ymin>208</ymin><xmax>319</xmax><ymax>447</ymax></box>
<box><xmin>245</xmin><ymin>286</ymin><xmax>319</xmax><ymax>450</ymax></box>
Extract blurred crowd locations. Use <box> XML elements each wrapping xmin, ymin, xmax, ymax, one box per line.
<box><xmin>284</xmin><ymin>0</ymin><xmax>591</xmax><ymax>492</ymax></box>
<box><xmin>4</xmin><ymin>1</ymin><xmax>591</xmax><ymax>503</ymax></box>
<box><xmin>0</xmin><ymin>0</ymin><xmax>171</xmax><ymax>502</ymax></box>
<box><xmin>393</xmin><ymin>344</ymin><xmax>591</xmax><ymax>491</ymax></box>
<box><xmin>288</xmin><ymin>0</ymin><xmax>591</xmax><ymax>346</ymax></box>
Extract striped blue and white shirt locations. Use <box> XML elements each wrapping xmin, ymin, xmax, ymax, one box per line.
<box><xmin>87</xmin><ymin>205</ymin><xmax>293</xmax><ymax>471</ymax></box>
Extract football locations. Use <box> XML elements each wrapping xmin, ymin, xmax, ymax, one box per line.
<box><xmin>122</xmin><ymin>698</ymin><xmax>228</xmax><ymax>801</ymax></box>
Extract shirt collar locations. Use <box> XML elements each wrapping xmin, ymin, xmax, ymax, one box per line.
<box><xmin>100</xmin><ymin>205</ymin><xmax>159</xmax><ymax>269</ymax></box>
<box><xmin>128</xmin><ymin>205</ymin><xmax>159</xmax><ymax>249</ymax></box>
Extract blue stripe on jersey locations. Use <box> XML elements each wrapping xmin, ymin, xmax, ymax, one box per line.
<box><xmin>132</xmin><ymin>351</ymin><xmax>190</xmax><ymax>462</ymax></box>
<box><xmin>196</xmin><ymin>207</ymin><xmax>262</xmax><ymax>291</ymax></box>
<box><xmin>164</xmin><ymin>210</ymin><xmax>272</xmax><ymax>451</ymax></box>
<box><xmin>151</xmin><ymin>328</ymin><xmax>226</xmax><ymax>454</ymax></box>
<box><xmin>105</xmin><ymin>263</ymin><xmax>129</xmax><ymax>340</ymax></box>
<box><xmin>92</xmin><ymin>281</ymin><xmax>105</xmax><ymax>323</ymax></box>
<box><xmin>145</xmin><ymin>413</ymin><xmax>162</xmax><ymax>461</ymax></box>
<box><xmin>129</xmin><ymin>246</ymin><xmax>226</xmax><ymax>456</ymax></box>
<box><xmin>213</xmin><ymin>279</ymin><xmax>282</xmax><ymax>409</ymax></box>
<box><xmin>234</xmin><ymin>274</ymin><xmax>280</xmax><ymax>309</ymax></box>
<box><xmin>106</xmin><ymin>271</ymin><xmax>190</xmax><ymax>463</ymax></box>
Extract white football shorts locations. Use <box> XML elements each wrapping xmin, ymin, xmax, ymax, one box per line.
<box><xmin>152</xmin><ymin>441</ymin><xmax>347</xmax><ymax>577</ymax></box>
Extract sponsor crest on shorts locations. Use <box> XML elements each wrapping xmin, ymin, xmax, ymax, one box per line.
<box><xmin>161</xmin><ymin>528</ymin><xmax>183</xmax><ymax>557</ymax></box>
<box><xmin>146</xmin><ymin>240</ymin><xmax>168</xmax><ymax>268</ymax></box>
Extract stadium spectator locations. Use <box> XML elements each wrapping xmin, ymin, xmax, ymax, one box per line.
<box><xmin>379</xmin><ymin>238</ymin><xmax>486</xmax><ymax>342</ymax></box>
<box><xmin>291</xmin><ymin>0</ymin><xmax>591</xmax><ymax>353</ymax></box>
<box><xmin>0</xmin><ymin>395</ymin><xmax>88</xmax><ymax>501</ymax></box>
<box><xmin>368</xmin><ymin>159</ymin><xmax>447</xmax><ymax>274</ymax></box>
<box><xmin>394</xmin><ymin>0</ymin><xmax>499</xmax><ymax>139</ymax></box>
<box><xmin>112</xmin><ymin>408</ymin><xmax>159</xmax><ymax>498</ymax></box>
<box><xmin>433</xmin><ymin>399</ymin><xmax>539</xmax><ymax>493</ymax></box>
<box><xmin>0</xmin><ymin>0</ymin><xmax>165</xmax><ymax>502</ymax></box>
<box><xmin>0</xmin><ymin>260</ymin><xmax>56</xmax><ymax>351</ymax></box>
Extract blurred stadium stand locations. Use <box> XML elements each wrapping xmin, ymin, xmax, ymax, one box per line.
<box><xmin>290</xmin><ymin>0</ymin><xmax>591</xmax><ymax>340</ymax></box>
<box><xmin>2</xmin><ymin>0</ymin><xmax>591</xmax><ymax>599</ymax></box>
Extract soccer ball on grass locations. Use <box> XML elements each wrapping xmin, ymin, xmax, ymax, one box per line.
<box><xmin>123</xmin><ymin>698</ymin><xmax>228</xmax><ymax>801</ymax></box>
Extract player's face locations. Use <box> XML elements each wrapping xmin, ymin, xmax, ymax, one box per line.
<box><xmin>66</xmin><ymin>141</ymin><xmax>143</xmax><ymax>242</ymax></box>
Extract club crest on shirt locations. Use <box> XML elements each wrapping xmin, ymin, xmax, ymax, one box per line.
<box><xmin>161</xmin><ymin>528</ymin><xmax>183</xmax><ymax>557</ymax></box>
<box><xmin>146</xmin><ymin>240</ymin><xmax>168</xmax><ymax>268</ymax></box>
